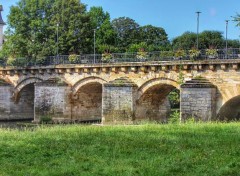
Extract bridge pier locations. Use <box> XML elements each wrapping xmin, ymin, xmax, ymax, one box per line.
<box><xmin>34</xmin><ymin>80</ymin><xmax>71</xmax><ymax>123</ymax></box>
<box><xmin>102</xmin><ymin>77</ymin><xmax>137</xmax><ymax>124</ymax></box>
<box><xmin>180</xmin><ymin>79</ymin><xmax>217</xmax><ymax>122</ymax></box>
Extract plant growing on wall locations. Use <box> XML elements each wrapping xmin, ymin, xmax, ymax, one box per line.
<box><xmin>102</xmin><ymin>52</ymin><xmax>113</xmax><ymax>62</ymax></box>
<box><xmin>174</xmin><ymin>49</ymin><xmax>186</xmax><ymax>59</ymax></box>
<box><xmin>188</xmin><ymin>48</ymin><xmax>200</xmax><ymax>60</ymax></box>
<box><xmin>136</xmin><ymin>48</ymin><xmax>148</xmax><ymax>60</ymax></box>
<box><xmin>68</xmin><ymin>54</ymin><xmax>78</xmax><ymax>63</ymax></box>
<box><xmin>68</xmin><ymin>54</ymin><xmax>79</xmax><ymax>63</ymax></box>
<box><xmin>206</xmin><ymin>48</ymin><xmax>218</xmax><ymax>59</ymax></box>
<box><xmin>160</xmin><ymin>51</ymin><xmax>174</xmax><ymax>59</ymax></box>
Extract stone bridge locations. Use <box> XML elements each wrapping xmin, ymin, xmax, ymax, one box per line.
<box><xmin>0</xmin><ymin>59</ymin><xmax>240</xmax><ymax>123</ymax></box>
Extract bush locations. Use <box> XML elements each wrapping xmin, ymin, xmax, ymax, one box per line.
<box><xmin>188</xmin><ymin>49</ymin><xmax>200</xmax><ymax>60</ymax></box>
<box><xmin>68</xmin><ymin>54</ymin><xmax>79</xmax><ymax>63</ymax></box>
<box><xmin>40</xmin><ymin>115</ymin><xmax>52</xmax><ymax>124</ymax></box>
<box><xmin>168</xmin><ymin>110</ymin><xmax>180</xmax><ymax>124</ymax></box>
<box><xmin>136</xmin><ymin>48</ymin><xmax>148</xmax><ymax>60</ymax></box>
<box><xmin>160</xmin><ymin>51</ymin><xmax>174</xmax><ymax>59</ymax></box>
<box><xmin>102</xmin><ymin>52</ymin><xmax>113</xmax><ymax>62</ymax></box>
<box><xmin>174</xmin><ymin>49</ymin><xmax>186</xmax><ymax>58</ymax></box>
<box><xmin>206</xmin><ymin>49</ymin><xmax>218</xmax><ymax>58</ymax></box>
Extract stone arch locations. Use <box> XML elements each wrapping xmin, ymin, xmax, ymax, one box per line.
<box><xmin>13</xmin><ymin>77</ymin><xmax>43</xmax><ymax>102</ymax></box>
<box><xmin>138</xmin><ymin>78</ymin><xmax>179</xmax><ymax>97</ymax></box>
<box><xmin>217</xmin><ymin>95</ymin><xmax>240</xmax><ymax>121</ymax></box>
<box><xmin>136</xmin><ymin>78</ymin><xmax>180</xmax><ymax>122</ymax></box>
<box><xmin>15</xmin><ymin>77</ymin><xmax>43</xmax><ymax>93</ymax></box>
<box><xmin>72</xmin><ymin>76</ymin><xmax>107</xmax><ymax>94</ymax></box>
<box><xmin>71</xmin><ymin>77</ymin><xmax>107</xmax><ymax>122</ymax></box>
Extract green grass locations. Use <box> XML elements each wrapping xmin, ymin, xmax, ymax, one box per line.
<box><xmin>0</xmin><ymin>123</ymin><xmax>240</xmax><ymax>176</ymax></box>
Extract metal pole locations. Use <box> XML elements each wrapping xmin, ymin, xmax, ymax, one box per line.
<box><xmin>56</xmin><ymin>22</ymin><xmax>59</xmax><ymax>57</ymax></box>
<box><xmin>225</xmin><ymin>20</ymin><xmax>229</xmax><ymax>59</ymax></box>
<box><xmin>94</xmin><ymin>29</ymin><xmax>96</xmax><ymax>64</ymax></box>
<box><xmin>196</xmin><ymin>11</ymin><xmax>201</xmax><ymax>49</ymax></box>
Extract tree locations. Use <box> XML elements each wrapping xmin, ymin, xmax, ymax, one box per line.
<box><xmin>172</xmin><ymin>31</ymin><xmax>225</xmax><ymax>50</ymax></box>
<box><xmin>111</xmin><ymin>17</ymin><xmax>140</xmax><ymax>52</ymax></box>
<box><xmin>4</xmin><ymin>0</ymin><xmax>92</xmax><ymax>59</ymax></box>
<box><xmin>88</xmin><ymin>7</ymin><xmax>116</xmax><ymax>53</ymax></box>
<box><xmin>199</xmin><ymin>31</ymin><xmax>224</xmax><ymax>49</ymax></box>
<box><xmin>232</xmin><ymin>13</ymin><xmax>240</xmax><ymax>28</ymax></box>
<box><xmin>88</xmin><ymin>6</ymin><xmax>110</xmax><ymax>30</ymax></box>
<box><xmin>172</xmin><ymin>32</ymin><xmax>197</xmax><ymax>50</ymax></box>
<box><xmin>227</xmin><ymin>39</ymin><xmax>240</xmax><ymax>48</ymax></box>
<box><xmin>96</xmin><ymin>19</ymin><xmax>117</xmax><ymax>53</ymax></box>
<box><xmin>138</xmin><ymin>25</ymin><xmax>170</xmax><ymax>51</ymax></box>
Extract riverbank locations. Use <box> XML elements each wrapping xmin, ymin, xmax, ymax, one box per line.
<box><xmin>0</xmin><ymin>123</ymin><xmax>239</xmax><ymax>175</ymax></box>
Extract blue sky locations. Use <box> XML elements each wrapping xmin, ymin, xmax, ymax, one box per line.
<box><xmin>1</xmin><ymin>0</ymin><xmax>240</xmax><ymax>40</ymax></box>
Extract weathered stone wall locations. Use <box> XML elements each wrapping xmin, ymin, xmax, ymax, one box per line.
<box><xmin>181</xmin><ymin>79</ymin><xmax>216</xmax><ymax>121</ymax></box>
<box><xmin>102</xmin><ymin>78</ymin><xmax>137</xmax><ymax>123</ymax></box>
<box><xmin>34</xmin><ymin>82</ymin><xmax>71</xmax><ymax>122</ymax></box>
<box><xmin>0</xmin><ymin>85</ymin><xmax>12</xmax><ymax>120</ymax></box>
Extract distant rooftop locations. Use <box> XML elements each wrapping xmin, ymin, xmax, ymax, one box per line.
<box><xmin>0</xmin><ymin>5</ymin><xmax>5</xmax><ymax>25</ymax></box>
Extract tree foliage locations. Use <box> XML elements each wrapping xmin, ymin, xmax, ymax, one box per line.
<box><xmin>139</xmin><ymin>25</ymin><xmax>170</xmax><ymax>51</ymax></box>
<box><xmin>172</xmin><ymin>31</ymin><xmax>240</xmax><ymax>50</ymax></box>
<box><xmin>112</xmin><ymin>17</ymin><xmax>140</xmax><ymax>52</ymax></box>
<box><xmin>4</xmin><ymin>0</ymin><xmax>92</xmax><ymax>58</ymax></box>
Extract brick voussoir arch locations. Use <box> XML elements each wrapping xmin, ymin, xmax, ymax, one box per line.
<box><xmin>72</xmin><ymin>76</ymin><xmax>107</xmax><ymax>94</ymax></box>
<box><xmin>15</xmin><ymin>77</ymin><xmax>43</xmax><ymax>93</ymax></box>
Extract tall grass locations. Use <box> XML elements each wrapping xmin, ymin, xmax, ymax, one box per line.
<box><xmin>0</xmin><ymin>123</ymin><xmax>239</xmax><ymax>175</ymax></box>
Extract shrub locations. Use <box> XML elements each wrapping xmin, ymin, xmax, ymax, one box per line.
<box><xmin>136</xmin><ymin>48</ymin><xmax>148</xmax><ymax>60</ymax></box>
<box><xmin>188</xmin><ymin>49</ymin><xmax>200</xmax><ymax>60</ymax></box>
<box><xmin>102</xmin><ymin>52</ymin><xmax>113</xmax><ymax>62</ymax></box>
<box><xmin>206</xmin><ymin>49</ymin><xmax>218</xmax><ymax>58</ymax></box>
<box><xmin>40</xmin><ymin>115</ymin><xmax>52</xmax><ymax>124</ymax></box>
<box><xmin>68</xmin><ymin>54</ymin><xmax>79</xmax><ymax>63</ymax></box>
<box><xmin>168</xmin><ymin>110</ymin><xmax>180</xmax><ymax>124</ymax></box>
<box><xmin>174</xmin><ymin>49</ymin><xmax>186</xmax><ymax>58</ymax></box>
<box><xmin>160</xmin><ymin>51</ymin><xmax>174</xmax><ymax>59</ymax></box>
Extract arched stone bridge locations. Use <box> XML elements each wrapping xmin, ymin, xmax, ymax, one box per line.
<box><xmin>0</xmin><ymin>59</ymin><xmax>240</xmax><ymax>123</ymax></box>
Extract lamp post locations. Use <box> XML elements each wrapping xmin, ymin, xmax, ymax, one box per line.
<box><xmin>196</xmin><ymin>11</ymin><xmax>201</xmax><ymax>49</ymax></box>
<box><xmin>94</xmin><ymin>29</ymin><xmax>96</xmax><ymax>64</ymax></box>
<box><xmin>56</xmin><ymin>22</ymin><xmax>59</xmax><ymax>57</ymax></box>
<box><xmin>225</xmin><ymin>20</ymin><xmax>229</xmax><ymax>59</ymax></box>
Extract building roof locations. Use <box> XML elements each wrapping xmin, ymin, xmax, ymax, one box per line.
<box><xmin>0</xmin><ymin>5</ymin><xmax>5</xmax><ymax>25</ymax></box>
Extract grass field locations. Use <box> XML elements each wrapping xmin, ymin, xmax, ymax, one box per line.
<box><xmin>0</xmin><ymin>123</ymin><xmax>239</xmax><ymax>176</ymax></box>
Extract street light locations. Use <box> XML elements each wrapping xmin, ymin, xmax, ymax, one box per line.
<box><xmin>225</xmin><ymin>20</ymin><xmax>229</xmax><ymax>59</ymax></box>
<box><xmin>94</xmin><ymin>29</ymin><xmax>96</xmax><ymax>64</ymax></box>
<box><xmin>196</xmin><ymin>11</ymin><xmax>201</xmax><ymax>49</ymax></box>
<box><xmin>56</xmin><ymin>22</ymin><xmax>59</xmax><ymax>57</ymax></box>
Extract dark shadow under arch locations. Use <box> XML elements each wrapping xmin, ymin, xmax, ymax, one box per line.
<box><xmin>217</xmin><ymin>95</ymin><xmax>240</xmax><ymax>121</ymax></box>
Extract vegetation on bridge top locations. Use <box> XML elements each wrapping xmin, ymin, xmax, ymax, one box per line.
<box><xmin>0</xmin><ymin>123</ymin><xmax>239</xmax><ymax>175</ymax></box>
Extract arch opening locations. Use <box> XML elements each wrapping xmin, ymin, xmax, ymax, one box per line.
<box><xmin>217</xmin><ymin>95</ymin><xmax>240</xmax><ymax>121</ymax></box>
<box><xmin>13</xmin><ymin>83</ymin><xmax>35</xmax><ymax>120</ymax></box>
<box><xmin>135</xmin><ymin>84</ymin><xmax>179</xmax><ymax>122</ymax></box>
<box><xmin>72</xmin><ymin>82</ymin><xmax>102</xmax><ymax>123</ymax></box>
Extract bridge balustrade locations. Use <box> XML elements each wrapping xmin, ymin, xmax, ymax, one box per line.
<box><xmin>1</xmin><ymin>48</ymin><xmax>240</xmax><ymax>67</ymax></box>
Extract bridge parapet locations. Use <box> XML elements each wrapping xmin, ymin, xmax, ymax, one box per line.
<box><xmin>1</xmin><ymin>59</ymin><xmax>240</xmax><ymax>76</ymax></box>
<box><xmin>0</xmin><ymin>48</ymin><xmax>239</xmax><ymax>67</ymax></box>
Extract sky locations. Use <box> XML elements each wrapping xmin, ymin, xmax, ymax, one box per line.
<box><xmin>1</xmin><ymin>0</ymin><xmax>240</xmax><ymax>40</ymax></box>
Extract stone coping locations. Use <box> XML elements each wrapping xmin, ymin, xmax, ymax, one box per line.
<box><xmin>1</xmin><ymin>59</ymin><xmax>240</xmax><ymax>70</ymax></box>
